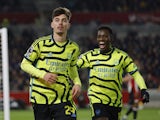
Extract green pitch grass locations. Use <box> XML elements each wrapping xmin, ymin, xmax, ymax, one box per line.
<box><xmin>10</xmin><ymin>107</ymin><xmax>160</xmax><ymax>120</ymax></box>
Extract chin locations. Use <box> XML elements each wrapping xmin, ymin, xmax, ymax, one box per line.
<box><xmin>100</xmin><ymin>48</ymin><xmax>106</xmax><ymax>51</ymax></box>
<box><xmin>57</xmin><ymin>32</ymin><xmax>63</xmax><ymax>35</ymax></box>
<box><xmin>100</xmin><ymin>48</ymin><xmax>108</xmax><ymax>54</ymax></box>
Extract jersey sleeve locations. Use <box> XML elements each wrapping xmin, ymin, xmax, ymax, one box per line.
<box><xmin>123</xmin><ymin>55</ymin><xmax>147</xmax><ymax>90</ymax></box>
<box><xmin>69</xmin><ymin>65</ymin><xmax>81</xmax><ymax>86</ymax></box>
<box><xmin>21</xmin><ymin>58</ymin><xmax>46</xmax><ymax>79</ymax></box>
<box><xmin>24</xmin><ymin>41</ymin><xmax>39</xmax><ymax>62</ymax></box>
<box><xmin>123</xmin><ymin>55</ymin><xmax>138</xmax><ymax>74</ymax></box>
<box><xmin>77</xmin><ymin>52</ymin><xmax>90</xmax><ymax>68</ymax></box>
<box><xmin>68</xmin><ymin>44</ymin><xmax>81</xmax><ymax>86</ymax></box>
<box><xmin>132</xmin><ymin>71</ymin><xmax>147</xmax><ymax>90</ymax></box>
<box><xmin>20</xmin><ymin>41</ymin><xmax>47</xmax><ymax>79</ymax></box>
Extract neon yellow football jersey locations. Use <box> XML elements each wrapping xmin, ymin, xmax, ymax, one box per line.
<box><xmin>77</xmin><ymin>47</ymin><xmax>146</xmax><ymax>107</ymax></box>
<box><xmin>21</xmin><ymin>35</ymin><xmax>81</xmax><ymax>104</ymax></box>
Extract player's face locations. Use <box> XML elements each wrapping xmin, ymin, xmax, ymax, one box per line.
<box><xmin>51</xmin><ymin>14</ymin><xmax>70</xmax><ymax>35</ymax></box>
<box><xmin>97</xmin><ymin>29</ymin><xmax>111</xmax><ymax>51</ymax></box>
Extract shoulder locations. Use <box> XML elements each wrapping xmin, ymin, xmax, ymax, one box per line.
<box><xmin>67</xmin><ymin>40</ymin><xmax>80</xmax><ymax>54</ymax></box>
<box><xmin>114</xmin><ymin>47</ymin><xmax>128</xmax><ymax>56</ymax></box>
<box><xmin>32</xmin><ymin>35</ymin><xmax>51</xmax><ymax>47</ymax></box>
<box><xmin>68</xmin><ymin>40</ymin><xmax>79</xmax><ymax>48</ymax></box>
<box><xmin>81</xmin><ymin>48</ymin><xmax>99</xmax><ymax>56</ymax></box>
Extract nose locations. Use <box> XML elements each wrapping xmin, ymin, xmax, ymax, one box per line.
<box><xmin>59</xmin><ymin>20</ymin><xmax>63</xmax><ymax>24</ymax></box>
<box><xmin>97</xmin><ymin>36</ymin><xmax>103</xmax><ymax>41</ymax></box>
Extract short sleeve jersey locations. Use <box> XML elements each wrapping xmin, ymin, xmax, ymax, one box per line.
<box><xmin>24</xmin><ymin>35</ymin><xmax>80</xmax><ymax>104</ymax></box>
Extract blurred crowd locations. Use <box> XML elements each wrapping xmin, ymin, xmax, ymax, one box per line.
<box><xmin>0</xmin><ymin>0</ymin><xmax>160</xmax><ymax>91</ymax></box>
<box><xmin>1</xmin><ymin>0</ymin><xmax>160</xmax><ymax>12</ymax></box>
<box><xmin>59</xmin><ymin>0</ymin><xmax>160</xmax><ymax>12</ymax></box>
<box><xmin>0</xmin><ymin>0</ymin><xmax>36</xmax><ymax>12</ymax></box>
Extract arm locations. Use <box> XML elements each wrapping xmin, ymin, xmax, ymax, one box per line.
<box><xmin>132</xmin><ymin>71</ymin><xmax>147</xmax><ymax>90</ymax></box>
<box><xmin>132</xmin><ymin>71</ymin><xmax>149</xmax><ymax>103</ymax></box>
<box><xmin>21</xmin><ymin>58</ymin><xmax>58</xmax><ymax>84</ymax></box>
<box><xmin>69</xmin><ymin>65</ymin><xmax>82</xmax><ymax>86</ymax></box>
<box><xmin>123</xmin><ymin>55</ymin><xmax>149</xmax><ymax>103</ymax></box>
<box><xmin>123</xmin><ymin>55</ymin><xmax>146</xmax><ymax>90</ymax></box>
<box><xmin>20</xmin><ymin>41</ymin><xmax>57</xmax><ymax>84</ymax></box>
<box><xmin>21</xmin><ymin>58</ymin><xmax>46</xmax><ymax>79</ymax></box>
<box><xmin>69</xmin><ymin>46</ymin><xmax>82</xmax><ymax>98</ymax></box>
<box><xmin>77</xmin><ymin>52</ymin><xmax>90</xmax><ymax>69</ymax></box>
<box><xmin>20</xmin><ymin>41</ymin><xmax>45</xmax><ymax>78</ymax></box>
<box><xmin>69</xmin><ymin>65</ymin><xmax>81</xmax><ymax>98</ymax></box>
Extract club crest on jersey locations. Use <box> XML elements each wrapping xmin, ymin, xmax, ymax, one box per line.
<box><xmin>67</xmin><ymin>53</ymin><xmax>72</xmax><ymax>59</ymax></box>
<box><xmin>113</xmin><ymin>59</ymin><xmax>119</xmax><ymax>65</ymax></box>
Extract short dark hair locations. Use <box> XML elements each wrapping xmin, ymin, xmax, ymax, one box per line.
<box><xmin>52</xmin><ymin>7</ymin><xmax>72</xmax><ymax>21</ymax></box>
<box><xmin>97</xmin><ymin>25</ymin><xmax>113</xmax><ymax>35</ymax></box>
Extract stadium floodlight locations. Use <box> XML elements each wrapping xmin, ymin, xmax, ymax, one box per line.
<box><xmin>0</xmin><ymin>28</ymin><xmax>10</xmax><ymax>120</ymax></box>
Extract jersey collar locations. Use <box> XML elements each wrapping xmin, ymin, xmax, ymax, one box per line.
<box><xmin>51</xmin><ymin>34</ymin><xmax>69</xmax><ymax>47</ymax></box>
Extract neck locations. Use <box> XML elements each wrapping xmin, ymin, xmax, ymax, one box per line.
<box><xmin>100</xmin><ymin>45</ymin><xmax>113</xmax><ymax>54</ymax></box>
<box><xmin>53</xmin><ymin>32</ymin><xmax>67</xmax><ymax>42</ymax></box>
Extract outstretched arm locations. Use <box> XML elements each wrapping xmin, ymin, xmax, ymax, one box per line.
<box><xmin>132</xmin><ymin>71</ymin><xmax>149</xmax><ymax>103</ymax></box>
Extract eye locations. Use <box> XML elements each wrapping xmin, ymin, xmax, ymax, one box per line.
<box><xmin>54</xmin><ymin>18</ymin><xmax>59</xmax><ymax>22</ymax></box>
<box><xmin>97</xmin><ymin>35</ymin><xmax>101</xmax><ymax>39</ymax></box>
<box><xmin>62</xmin><ymin>18</ymin><xmax>68</xmax><ymax>23</ymax></box>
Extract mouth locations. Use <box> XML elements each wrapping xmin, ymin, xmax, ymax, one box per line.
<box><xmin>99</xmin><ymin>41</ymin><xmax>106</xmax><ymax>49</ymax></box>
<box><xmin>58</xmin><ymin>26</ymin><xmax>64</xmax><ymax>30</ymax></box>
<box><xmin>57</xmin><ymin>27</ymin><xmax>64</xmax><ymax>34</ymax></box>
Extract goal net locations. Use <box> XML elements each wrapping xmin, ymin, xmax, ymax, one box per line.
<box><xmin>0</xmin><ymin>28</ymin><xmax>10</xmax><ymax>120</ymax></box>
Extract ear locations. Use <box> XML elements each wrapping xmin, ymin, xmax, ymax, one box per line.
<box><xmin>51</xmin><ymin>21</ymin><xmax>54</xmax><ymax>29</ymax></box>
<box><xmin>67</xmin><ymin>23</ymin><xmax>71</xmax><ymax>30</ymax></box>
